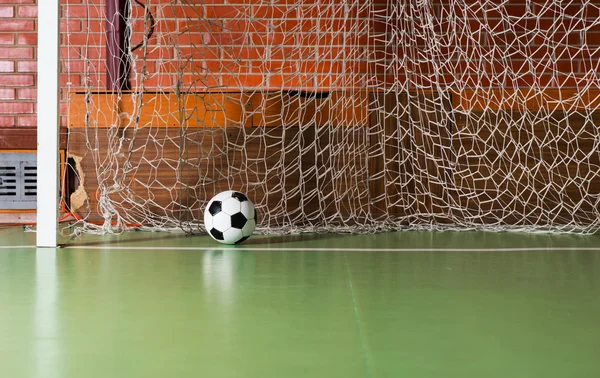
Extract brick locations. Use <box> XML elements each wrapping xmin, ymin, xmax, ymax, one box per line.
<box><xmin>60</xmin><ymin>74</ymin><xmax>81</xmax><ymax>87</ymax></box>
<box><xmin>251</xmin><ymin>32</ymin><xmax>296</xmax><ymax>46</ymax></box>
<box><xmin>0</xmin><ymin>47</ymin><xmax>33</xmax><ymax>59</ymax></box>
<box><xmin>175</xmin><ymin>73</ymin><xmax>218</xmax><ymax>88</ymax></box>
<box><xmin>0</xmin><ymin>102</ymin><xmax>34</xmax><ymax>114</ymax></box>
<box><xmin>64</xmin><ymin>60</ymin><xmax>106</xmax><ymax>73</ymax></box>
<box><xmin>130</xmin><ymin>73</ymin><xmax>173</xmax><ymax>88</ymax></box>
<box><xmin>0</xmin><ymin>20</ymin><xmax>34</xmax><ymax>32</ymax></box>
<box><xmin>17</xmin><ymin>88</ymin><xmax>36</xmax><ymax>100</ymax></box>
<box><xmin>225</xmin><ymin>46</ymin><xmax>266</xmax><ymax>60</ymax></box>
<box><xmin>0</xmin><ymin>34</ymin><xmax>13</xmax><ymax>44</ymax></box>
<box><xmin>0</xmin><ymin>74</ymin><xmax>34</xmax><ymax>86</ymax></box>
<box><xmin>132</xmin><ymin>46</ymin><xmax>172</xmax><ymax>60</ymax></box>
<box><xmin>83</xmin><ymin>48</ymin><xmax>104</xmax><ymax>60</ymax></box>
<box><xmin>271</xmin><ymin>19</ymin><xmax>317</xmax><ymax>33</ymax></box>
<box><xmin>60</xmin><ymin>47</ymin><xmax>81</xmax><ymax>59</ymax></box>
<box><xmin>17</xmin><ymin>61</ymin><xmax>36</xmax><ymax>73</ymax></box>
<box><xmin>17</xmin><ymin>33</ymin><xmax>36</xmax><ymax>45</ymax></box>
<box><xmin>0</xmin><ymin>6</ymin><xmax>14</xmax><ymax>18</ymax></box>
<box><xmin>60</xmin><ymin>19</ymin><xmax>82</xmax><ymax>32</ymax></box>
<box><xmin>259</xmin><ymin>60</ymin><xmax>297</xmax><ymax>73</ymax></box>
<box><xmin>62</xmin><ymin>32</ymin><xmax>104</xmax><ymax>46</ymax></box>
<box><xmin>204</xmin><ymin>32</ymin><xmax>247</xmax><ymax>46</ymax></box>
<box><xmin>253</xmin><ymin>5</ymin><xmax>295</xmax><ymax>19</ymax></box>
<box><xmin>133</xmin><ymin>19</ymin><xmax>175</xmax><ymax>34</ymax></box>
<box><xmin>204</xmin><ymin>6</ymin><xmax>241</xmax><ymax>19</ymax></box>
<box><xmin>17</xmin><ymin>5</ymin><xmax>37</xmax><ymax>18</ymax></box>
<box><xmin>0</xmin><ymin>89</ymin><xmax>14</xmax><ymax>100</ymax></box>
<box><xmin>223</xmin><ymin>19</ymin><xmax>267</xmax><ymax>33</ymax></box>
<box><xmin>160</xmin><ymin>5</ymin><xmax>203</xmax><ymax>19</ymax></box>
<box><xmin>221</xmin><ymin>74</ymin><xmax>264</xmax><ymax>88</ymax></box>
<box><xmin>63</xmin><ymin>5</ymin><xmax>103</xmax><ymax>19</ymax></box>
<box><xmin>322</xmin><ymin>75</ymin><xmax>356</xmax><ymax>89</ymax></box>
<box><xmin>298</xmin><ymin>4</ymin><xmax>338</xmax><ymax>19</ymax></box>
<box><xmin>301</xmin><ymin>60</ymin><xmax>342</xmax><ymax>74</ymax></box>
<box><xmin>0</xmin><ymin>61</ymin><xmax>14</xmax><ymax>72</ymax></box>
<box><xmin>585</xmin><ymin>32</ymin><xmax>600</xmax><ymax>46</ymax></box>
<box><xmin>81</xmin><ymin>20</ymin><xmax>104</xmax><ymax>33</ymax></box>
<box><xmin>178</xmin><ymin>46</ymin><xmax>220</xmax><ymax>60</ymax></box>
<box><xmin>18</xmin><ymin>116</ymin><xmax>36</xmax><ymax>127</ymax></box>
<box><xmin>0</xmin><ymin>116</ymin><xmax>15</xmax><ymax>126</ymax></box>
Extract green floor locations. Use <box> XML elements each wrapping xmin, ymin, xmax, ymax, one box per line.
<box><xmin>1</xmin><ymin>227</ymin><xmax>600</xmax><ymax>378</ymax></box>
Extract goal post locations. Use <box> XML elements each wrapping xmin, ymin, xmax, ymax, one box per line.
<box><xmin>36</xmin><ymin>0</ymin><xmax>60</xmax><ymax>247</ymax></box>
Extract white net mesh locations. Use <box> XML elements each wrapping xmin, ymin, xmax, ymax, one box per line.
<box><xmin>62</xmin><ymin>0</ymin><xmax>600</xmax><ymax>234</ymax></box>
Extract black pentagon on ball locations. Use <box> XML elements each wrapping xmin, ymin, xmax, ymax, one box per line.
<box><xmin>235</xmin><ymin>236</ymin><xmax>250</xmax><ymax>244</ymax></box>
<box><xmin>230</xmin><ymin>212</ymin><xmax>247</xmax><ymax>229</ymax></box>
<box><xmin>232</xmin><ymin>191</ymin><xmax>248</xmax><ymax>202</ymax></box>
<box><xmin>208</xmin><ymin>201</ymin><xmax>222</xmax><ymax>216</ymax></box>
<box><xmin>210</xmin><ymin>228</ymin><xmax>224</xmax><ymax>241</ymax></box>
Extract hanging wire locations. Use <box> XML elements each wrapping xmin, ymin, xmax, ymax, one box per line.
<box><xmin>131</xmin><ymin>0</ymin><xmax>155</xmax><ymax>52</ymax></box>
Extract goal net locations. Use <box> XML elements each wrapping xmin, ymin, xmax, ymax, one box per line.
<box><xmin>62</xmin><ymin>0</ymin><xmax>600</xmax><ymax>234</ymax></box>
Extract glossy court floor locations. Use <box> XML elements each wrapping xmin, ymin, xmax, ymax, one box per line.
<box><xmin>1</xmin><ymin>227</ymin><xmax>600</xmax><ymax>378</ymax></box>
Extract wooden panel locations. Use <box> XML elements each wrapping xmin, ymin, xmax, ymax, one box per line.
<box><xmin>0</xmin><ymin>128</ymin><xmax>67</xmax><ymax>150</ymax></box>
<box><xmin>231</xmin><ymin>125</ymin><xmax>369</xmax><ymax>228</ymax></box>
<box><xmin>67</xmin><ymin>90</ymin><xmax>372</xmax><ymax>225</ymax></box>
<box><xmin>453</xmin><ymin>89</ymin><xmax>600</xmax><ymax>111</ymax></box>
<box><xmin>410</xmin><ymin>92</ymin><xmax>454</xmax><ymax>221</ymax></box>
<box><xmin>0</xmin><ymin>212</ymin><xmax>36</xmax><ymax>223</ymax></box>
<box><xmin>67</xmin><ymin>125</ymin><xmax>369</xmax><ymax>227</ymax></box>
<box><xmin>251</xmin><ymin>91</ymin><xmax>369</xmax><ymax>127</ymax></box>
<box><xmin>66</xmin><ymin>89</ymin><xmax>600</xmax><ymax>228</ymax></box>
<box><xmin>368</xmin><ymin>92</ymin><xmax>414</xmax><ymax>220</ymax></box>
<box><xmin>452</xmin><ymin>110</ymin><xmax>600</xmax><ymax>225</ymax></box>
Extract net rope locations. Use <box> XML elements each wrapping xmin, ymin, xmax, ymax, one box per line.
<box><xmin>62</xmin><ymin>0</ymin><xmax>600</xmax><ymax>235</ymax></box>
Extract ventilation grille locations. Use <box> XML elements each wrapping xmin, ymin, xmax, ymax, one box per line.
<box><xmin>0</xmin><ymin>153</ymin><xmax>36</xmax><ymax>209</ymax></box>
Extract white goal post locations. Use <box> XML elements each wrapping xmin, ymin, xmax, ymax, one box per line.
<box><xmin>36</xmin><ymin>0</ymin><xmax>60</xmax><ymax>247</ymax></box>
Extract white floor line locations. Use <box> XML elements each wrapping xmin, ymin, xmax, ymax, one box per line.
<box><xmin>60</xmin><ymin>245</ymin><xmax>600</xmax><ymax>252</ymax></box>
<box><xmin>1</xmin><ymin>245</ymin><xmax>599</xmax><ymax>252</ymax></box>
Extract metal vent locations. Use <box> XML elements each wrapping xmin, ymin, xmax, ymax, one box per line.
<box><xmin>0</xmin><ymin>153</ymin><xmax>36</xmax><ymax>209</ymax></box>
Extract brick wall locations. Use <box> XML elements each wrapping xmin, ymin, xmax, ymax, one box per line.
<box><xmin>61</xmin><ymin>1</ymin><xmax>379</xmax><ymax>92</ymax></box>
<box><xmin>0</xmin><ymin>0</ymin><xmax>37</xmax><ymax>128</ymax></box>
<box><xmin>427</xmin><ymin>2</ymin><xmax>600</xmax><ymax>89</ymax></box>
<box><xmin>57</xmin><ymin>0</ymin><xmax>600</xmax><ymax>95</ymax></box>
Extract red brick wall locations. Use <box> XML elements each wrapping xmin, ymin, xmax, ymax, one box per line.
<box><xmin>427</xmin><ymin>1</ymin><xmax>600</xmax><ymax>89</ymax></box>
<box><xmin>58</xmin><ymin>0</ymin><xmax>600</xmax><ymax>95</ymax></box>
<box><xmin>60</xmin><ymin>1</ymin><xmax>377</xmax><ymax>91</ymax></box>
<box><xmin>0</xmin><ymin>0</ymin><xmax>37</xmax><ymax>128</ymax></box>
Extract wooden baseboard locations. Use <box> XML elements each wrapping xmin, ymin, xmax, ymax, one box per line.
<box><xmin>0</xmin><ymin>128</ymin><xmax>68</xmax><ymax>150</ymax></box>
<box><xmin>0</xmin><ymin>212</ymin><xmax>36</xmax><ymax>224</ymax></box>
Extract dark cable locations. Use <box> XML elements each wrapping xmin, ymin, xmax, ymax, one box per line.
<box><xmin>285</xmin><ymin>90</ymin><xmax>330</xmax><ymax>99</ymax></box>
<box><xmin>131</xmin><ymin>0</ymin><xmax>155</xmax><ymax>52</ymax></box>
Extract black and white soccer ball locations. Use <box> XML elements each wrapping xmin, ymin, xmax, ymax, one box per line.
<box><xmin>204</xmin><ymin>191</ymin><xmax>256</xmax><ymax>244</ymax></box>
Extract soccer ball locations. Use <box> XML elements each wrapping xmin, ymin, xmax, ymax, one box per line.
<box><xmin>204</xmin><ymin>191</ymin><xmax>256</xmax><ymax>244</ymax></box>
